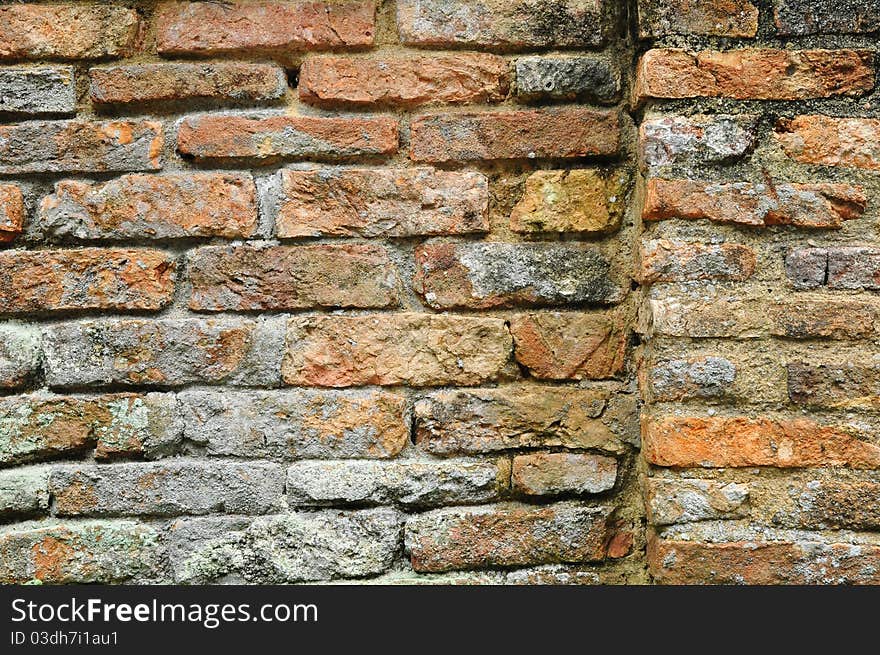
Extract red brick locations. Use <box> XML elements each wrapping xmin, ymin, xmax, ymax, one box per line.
<box><xmin>0</xmin><ymin>249</ymin><xmax>175</xmax><ymax>314</ymax></box>
<box><xmin>299</xmin><ymin>54</ymin><xmax>509</xmax><ymax>108</ymax></box>
<box><xmin>274</xmin><ymin>168</ymin><xmax>488</xmax><ymax>238</ymax></box>
<box><xmin>156</xmin><ymin>0</ymin><xmax>376</xmax><ymax>56</ymax></box>
<box><xmin>177</xmin><ymin>113</ymin><xmax>398</xmax><ymax>163</ymax></box>
<box><xmin>0</xmin><ymin>185</ymin><xmax>23</xmax><ymax>244</ymax></box>
<box><xmin>639</xmin><ymin>239</ymin><xmax>756</xmax><ymax>283</ymax></box>
<box><xmin>643</xmin><ymin>178</ymin><xmax>866</xmax><ymax>228</ymax></box>
<box><xmin>775</xmin><ymin>115</ymin><xmax>880</xmax><ymax>171</ymax></box>
<box><xmin>769</xmin><ymin>298</ymin><xmax>879</xmax><ymax>339</ymax></box>
<box><xmin>39</xmin><ymin>173</ymin><xmax>257</xmax><ymax>240</ymax></box>
<box><xmin>187</xmin><ymin>244</ymin><xmax>400</xmax><ymax>311</ymax></box>
<box><xmin>635</xmin><ymin>48</ymin><xmax>874</xmax><ymax>102</ymax></box>
<box><xmin>0</xmin><ymin>5</ymin><xmax>139</xmax><ymax>61</ymax></box>
<box><xmin>410</xmin><ymin>108</ymin><xmax>619</xmax><ymax>162</ymax></box>
<box><xmin>644</xmin><ymin>415</ymin><xmax>880</xmax><ymax>469</ymax></box>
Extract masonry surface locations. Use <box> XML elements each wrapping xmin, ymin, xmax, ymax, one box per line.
<box><xmin>0</xmin><ymin>0</ymin><xmax>877</xmax><ymax>585</ymax></box>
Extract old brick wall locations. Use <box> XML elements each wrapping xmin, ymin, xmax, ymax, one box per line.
<box><xmin>0</xmin><ymin>0</ymin><xmax>876</xmax><ymax>585</ymax></box>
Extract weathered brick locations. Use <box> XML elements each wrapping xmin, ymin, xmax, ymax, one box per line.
<box><xmin>510</xmin><ymin>311</ymin><xmax>627</xmax><ymax>380</ymax></box>
<box><xmin>273</xmin><ymin>167</ymin><xmax>489</xmax><ymax>238</ymax></box>
<box><xmin>0</xmin><ymin>249</ymin><xmax>175</xmax><ymax>314</ymax></box>
<box><xmin>169</xmin><ymin>509</ymin><xmax>402</xmax><ymax>583</ymax></box>
<box><xmin>177</xmin><ymin>113</ymin><xmax>398</xmax><ymax>163</ymax></box>
<box><xmin>785</xmin><ymin>247</ymin><xmax>828</xmax><ymax>289</ymax></box>
<box><xmin>0</xmin><ymin>120</ymin><xmax>163</xmax><ymax>174</ymax></box>
<box><xmin>406</xmin><ymin>503</ymin><xmax>612</xmax><ymax>572</ymax></box>
<box><xmin>178</xmin><ymin>389</ymin><xmax>407</xmax><ymax>460</ymax></box>
<box><xmin>0</xmin><ymin>521</ymin><xmax>162</xmax><ymax>584</ymax></box>
<box><xmin>89</xmin><ymin>63</ymin><xmax>286</xmax><ymax>107</ymax></box>
<box><xmin>397</xmin><ymin>0</ymin><xmax>605</xmax><ymax>48</ymax></box>
<box><xmin>788</xmin><ymin>362</ymin><xmax>880</xmax><ymax>409</ymax></box>
<box><xmin>39</xmin><ymin>173</ymin><xmax>258</xmax><ymax>241</ymax></box>
<box><xmin>774</xmin><ymin>0</ymin><xmax>880</xmax><ymax>35</ymax></box>
<box><xmin>511</xmin><ymin>453</ymin><xmax>617</xmax><ymax>496</ymax></box>
<box><xmin>639</xmin><ymin>239</ymin><xmax>756</xmax><ymax>283</ymax></box>
<box><xmin>635</xmin><ymin>49</ymin><xmax>874</xmax><ymax>102</ymax></box>
<box><xmin>776</xmin><ymin>477</ymin><xmax>880</xmax><ymax>530</ymax></box>
<box><xmin>649</xmin><ymin>536</ymin><xmax>880</xmax><ymax>584</ymax></box>
<box><xmin>43</xmin><ymin>318</ymin><xmax>285</xmax><ymax>388</ymax></box>
<box><xmin>638</xmin><ymin>0</ymin><xmax>758</xmax><ymax>37</ymax></box>
<box><xmin>410</xmin><ymin>108</ymin><xmax>619</xmax><ymax>162</ymax></box>
<box><xmin>640</xmin><ymin>114</ymin><xmax>759</xmax><ymax>168</ymax></box>
<box><xmin>0</xmin><ymin>468</ymin><xmax>50</xmax><ymax>519</ymax></box>
<box><xmin>282</xmin><ymin>313</ymin><xmax>512</xmax><ymax>387</ymax></box>
<box><xmin>645</xmin><ymin>478</ymin><xmax>749</xmax><ymax>526</ymax></box>
<box><xmin>299</xmin><ymin>54</ymin><xmax>509</xmax><ymax>108</ymax></box>
<box><xmin>415</xmin><ymin>386</ymin><xmax>627</xmax><ymax>455</ymax></box>
<box><xmin>286</xmin><ymin>459</ymin><xmax>508</xmax><ymax>507</ymax></box>
<box><xmin>0</xmin><ymin>323</ymin><xmax>41</xmax><ymax>389</ymax></box>
<box><xmin>414</xmin><ymin>241</ymin><xmax>619</xmax><ymax>309</ymax></box>
<box><xmin>515</xmin><ymin>56</ymin><xmax>619</xmax><ymax>103</ymax></box>
<box><xmin>775</xmin><ymin>115</ymin><xmax>880</xmax><ymax>171</ymax></box>
<box><xmin>0</xmin><ymin>5</ymin><xmax>139</xmax><ymax>61</ymax></box>
<box><xmin>827</xmin><ymin>247</ymin><xmax>880</xmax><ymax>289</ymax></box>
<box><xmin>769</xmin><ymin>298</ymin><xmax>879</xmax><ymax>339</ymax></box>
<box><xmin>0</xmin><ymin>393</ymin><xmax>181</xmax><ymax>466</ymax></box>
<box><xmin>156</xmin><ymin>0</ymin><xmax>376</xmax><ymax>56</ymax></box>
<box><xmin>187</xmin><ymin>244</ymin><xmax>399</xmax><ymax>311</ymax></box>
<box><xmin>643</xmin><ymin>178</ymin><xmax>866</xmax><ymax>228</ymax></box>
<box><xmin>0</xmin><ymin>184</ymin><xmax>23</xmax><ymax>243</ymax></box>
<box><xmin>509</xmin><ymin>169</ymin><xmax>626</xmax><ymax>234</ymax></box>
<box><xmin>644</xmin><ymin>415</ymin><xmax>880</xmax><ymax>468</ymax></box>
<box><xmin>649</xmin><ymin>356</ymin><xmax>736</xmax><ymax>401</ymax></box>
<box><xmin>51</xmin><ymin>461</ymin><xmax>284</xmax><ymax>517</ymax></box>
<box><xmin>0</xmin><ymin>67</ymin><xmax>75</xmax><ymax>114</ymax></box>
<box><xmin>646</xmin><ymin>291</ymin><xmax>771</xmax><ymax>339</ymax></box>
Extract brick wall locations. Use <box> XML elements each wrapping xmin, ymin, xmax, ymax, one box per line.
<box><xmin>0</xmin><ymin>0</ymin><xmax>876</xmax><ymax>585</ymax></box>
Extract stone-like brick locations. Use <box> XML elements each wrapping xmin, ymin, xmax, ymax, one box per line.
<box><xmin>51</xmin><ymin>461</ymin><xmax>285</xmax><ymax>517</ymax></box>
<box><xmin>827</xmin><ymin>247</ymin><xmax>880</xmax><ymax>289</ymax></box>
<box><xmin>643</xmin><ymin>179</ymin><xmax>866</xmax><ymax>228</ymax></box>
<box><xmin>638</xmin><ymin>0</ymin><xmax>758</xmax><ymax>37</ymax></box>
<box><xmin>787</xmin><ymin>362</ymin><xmax>880</xmax><ymax>409</ymax></box>
<box><xmin>169</xmin><ymin>509</ymin><xmax>402</xmax><ymax>583</ymax></box>
<box><xmin>774</xmin><ymin>0</ymin><xmax>880</xmax><ymax>35</ymax></box>
<box><xmin>0</xmin><ymin>67</ymin><xmax>75</xmax><ymax>115</ymax></box>
<box><xmin>0</xmin><ymin>393</ymin><xmax>181</xmax><ymax>467</ymax></box>
<box><xmin>777</xmin><ymin>477</ymin><xmax>880</xmax><ymax>530</ymax></box>
<box><xmin>785</xmin><ymin>247</ymin><xmax>828</xmax><ymax>290</ymax></box>
<box><xmin>509</xmin><ymin>169</ymin><xmax>626</xmax><ymax>234</ymax></box>
<box><xmin>39</xmin><ymin>173</ymin><xmax>258</xmax><ymax>241</ymax></box>
<box><xmin>640</xmin><ymin>114</ymin><xmax>759</xmax><ymax>167</ymax></box>
<box><xmin>0</xmin><ymin>249</ymin><xmax>175</xmax><ymax>314</ymax></box>
<box><xmin>0</xmin><ymin>184</ymin><xmax>23</xmax><ymax>243</ymax></box>
<box><xmin>510</xmin><ymin>311</ymin><xmax>627</xmax><ymax>380</ymax></box>
<box><xmin>644</xmin><ymin>415</ymin><xmax>880</xmax><ymax>468</ymax></box>
<box><xmin>645</xmin><ymin>478</ymin><xmax>749</xmax><ymax>525</ymax></box>
<box><xmin>0</xmin><ymin>323</ymin><xmax>41</xmax><ymax>389</ymax></box>
<box><xmin>775</xmin><ymin>116</ymin><xmax>880</xmax><ymax>171</ymax></box>
<box><xmin>410</xmin><ymin>108</ymin><xmax>619</xmax><ymax>162</ymax></box>
<box><xmin>286</xmin><ymin>459</ymin><xmax>508</xmax><ymax>507</ymax></box>
<box><xmin>187</xmin><ymin>244</ymin><xmax>399</xmax><ymax>311</ymax></box>
<box><xmin>178</xmin><ymin>389</ymin><xmax>407</xmax><ymax>460</ymax></box>
<box><xmin>646</xmin><ymin>292</ymin><xmax>771</xmax><ymax>339</ymax></box>
<box><xmin>511</xmin><ymin>453</ymin><xmax>617</xmax><ymax>496</ymax></box>
<box><xmin>0</xmin><ymin>469</ymin><xmax>50</xmax><ymax>519</ymax></box>
<box><xmin>177</xmin><ymin>113</ymin><xmax>398</xmax><ymax>163</ymax></box>
<box><xmin>769</xmin><ymin>299</ymin><xmax>879</xmax><ymax>339</ymax></box>
<box><xmin>299</xmin><ymin>54</ymin><xmax>509</xmax><ymax>108</ymax></box>
<box><xmin>635</xmin><ymin>49</ymin><xmax>874</xmax><ymax>102</ymax></box>
<box><xmin>397</xmin><ymin>0</ymin><xmax>605</xmax><ymax>48</ymax></box>
<box><xmin>413</xmin><ymin>241</ymin><xmax>620</xmax><ymax>309</ymax></box>
<box><xmin>89</xmin><ymin>63</ymin><xmax>286</xmax><ymax>107</ymax></box>
<box><xmin>156</xmin><ymin>0</ymin><xmax>376</xmax><ymax>56</ymax></box>
<box><xmin>273</xmin><ymin>168</ymin><xmax>489</xmax><ymax>238</ymax></box>
<box><xmin>649</xmin><ymin>536</ymin><xmax>880</xmax><ymax>584</ymax></box>
<box><xmin>406</xmin><ymin>503</ymin><xmax>612</xmax><ymax>572</ymax></box>
<box><xmin>0</xmin><ymin>120</ymin><xmax>162</xmax><ymax>174</ymax></box>
<box><xmin>0</xmin><ymin>521</ymin><xmax>162</xmax><ymax>584</ymax></box>
<box><xmin>415</xmin><ymin>386</ymin><xmax>627</xmax><ymax>455</ymax></box>
<box><xmin>639</xmin><ymin>240</ymin><xmax>756</xmax><ymax>283</ymax></box>
<box><xmin>282</xmin><ymin>313</ymin><xmax>512</xmax><ymax>387</ymax></box>
<box><xmin>0</xmin><ymin>5</ymin><xmax>139</xmax><ymax>61</ymax></box>
<box><xmin>515</xmin><ymin>56</ymin><xmax>619</xmax><ymax>103</ymax></box>
<box><xmin>649</xmin><ymin>356</ymin><xmax>736</xmax><ymax>401</ymax></box>
<box><xmin>43</xmin><ymin>318</ymin><xmax>285</xmax><ymax>388</ymax></box>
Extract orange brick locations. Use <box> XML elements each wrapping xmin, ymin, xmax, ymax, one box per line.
<box><xmin>775</xmin><ymin>115</ymin><xmax>880</xmax><ymax>171</ymax></box>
